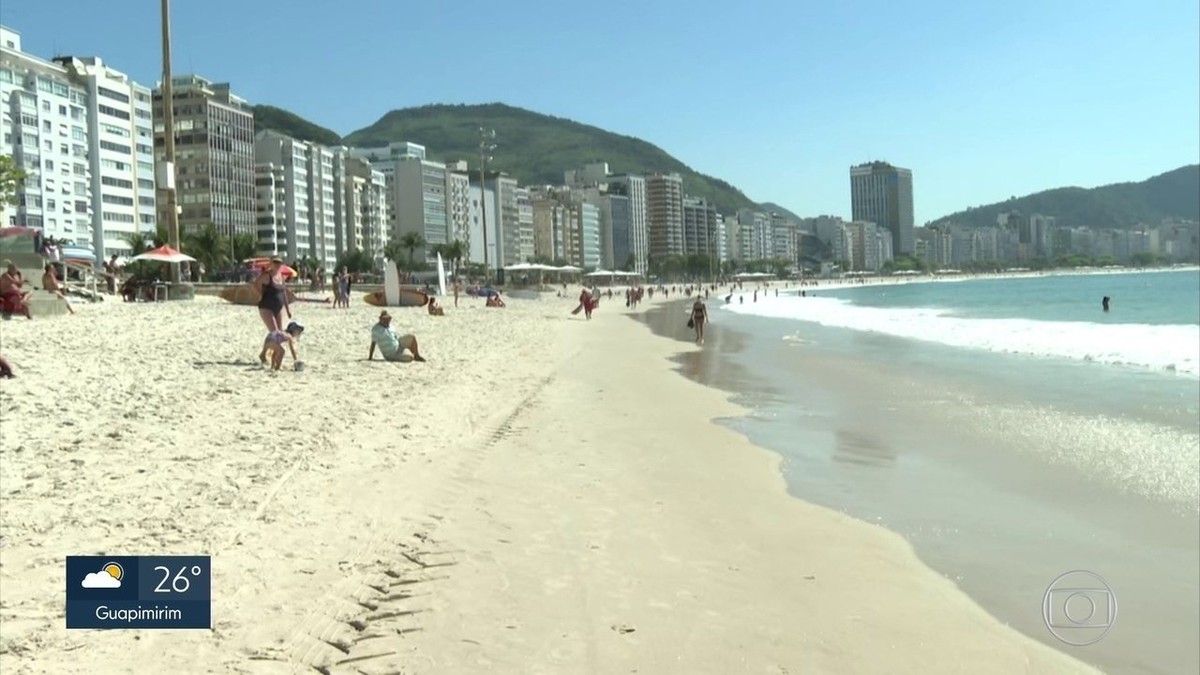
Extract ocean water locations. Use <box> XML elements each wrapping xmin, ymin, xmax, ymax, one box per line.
<box><xmin>642</xmin><ymin>270</ymin><xmax>1200</xmax><ymax>675</ymax></box>
<box><xmin>725</xmin><ymin>270</ymin><xmax>1200</xmax><ymax>376</ymax></box>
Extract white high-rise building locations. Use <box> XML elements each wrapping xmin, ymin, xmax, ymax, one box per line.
<box><xmin>352</xmin><ymin>142</ymin><xmax>448</xmax><ymax>263</ymax></box>
<box><xmin>445</xmin><ymin>160</ymin><xmax>472</xmax><ymax>253</ymax></box>
<box><xmin>307</xmin><ymin>143</ymin><xmax>337</xmax><ymax>271</ymax></box>
<box><xmin>603</xmin><ymin>174</ymin><xmax>648</xmax><ymax>274</ymax></box>
<box><xmin>253</xmin><ymin>162</ymin><xmax>287</xmax><ymax>256</ymax></box>
<box><xmin>1</xmin><ymin>26</ymin><xmax>93</xmax><ymax>245</ymax></box>
<box><xmin>254</xmin><ymin>130</ymin><xmax>314</xmax><ymax>262</ymax></box>
<box><xmin>468</xmin><ymin>183</ymin><xmax>498</xmax><ymax>268</ymax></box>
<box><xmin>515</xmin><ymin>186</ymin><xmax>534</xmax><ymax>263</ymax></box>
<box><xmin>335</xmin><ymin>153</ymin><xmax>387</xmax><ymax>262</ymax></box>
<box><xmin>55</xmin><ymin>55</ymin><xmax>156</xmax><ymax>261</ymax></box>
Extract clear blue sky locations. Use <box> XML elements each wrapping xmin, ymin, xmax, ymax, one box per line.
<box><xmin>5</xmin><ymin>0</ymin><xmax>1198</xmax><ymax>223</ymax></box>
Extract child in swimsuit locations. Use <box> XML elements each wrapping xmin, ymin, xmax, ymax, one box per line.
<box><xmin>260</xmin><ymin>321</ymin><xmax>304</xmax><ymax>371</ymax></box>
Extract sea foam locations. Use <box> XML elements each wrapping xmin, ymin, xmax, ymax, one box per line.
<box><xmin>724</xmin><ymin>295</ymin><xmax>1200</xmax><ymax>376</ymax></box>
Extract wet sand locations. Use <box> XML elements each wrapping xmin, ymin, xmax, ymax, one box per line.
<box><xmin>638</xmin><ymin>298</ymin><xmax>1200</xmax><ymax>675</ymax></box>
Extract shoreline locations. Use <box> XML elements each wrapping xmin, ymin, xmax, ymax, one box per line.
<box><xmin>643</xmin><ymin>295</ymin><xmax>1198</xmax><ymax>675</ymax></box>
<box><xmin>1</xmin><ymin>293</ymin><xmax>1102</xmax><ymax>673</ymax></box>
<box><xmin>738</xmin><ymin>264</ymin><xmax>1200</xmax><ymax>294</ymax></box>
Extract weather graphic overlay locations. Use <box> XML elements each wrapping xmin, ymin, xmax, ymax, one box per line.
<box><xmin>66</xmin><ymin>556</ymin><xmax>211</xmax><ymax>629</ymax></box>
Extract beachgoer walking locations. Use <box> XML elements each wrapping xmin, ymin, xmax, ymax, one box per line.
<box><xmin>369</xmin><ymin>311</ymin><xmax>426</xmax><ymax>362</ymax></box>
<box><xmin>1102</xmin><ymin>296</ymin><xmax>1111</xmax><ymax>312</ymax></box>
<box><xmin>254</xmin><ymin>257</ymin><xmax>291</xmax><ymax>332</ymax></box>
<box><xmin>690</xmin><ymin>295</ymin><xmax>708</xmax><ymax>345</ymax></box>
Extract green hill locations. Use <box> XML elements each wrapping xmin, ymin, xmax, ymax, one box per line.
<box><xmin>341</xmin><ymin>103</ymin><xmax>758</xmax><ymax>214</ymax></box>
<box><xmin>252</xmin><ymin>105</ymin><xmax>342</xmax><ymax>146</ymax></box>
<box><xmin>932</xmin><ymin>165</ymin><xmax>1199</xmax><ymax>229</ymax></box>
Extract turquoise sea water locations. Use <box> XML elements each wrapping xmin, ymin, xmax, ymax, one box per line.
<box><xmin>647</xmin><ymin>270</ymin><xmax>1200</xmax><ymax>675</ymax></box>
<box><xmin>819</xmin><ymin>270</ymin><xmax>1200</xmax><ymax>325</ymax></box>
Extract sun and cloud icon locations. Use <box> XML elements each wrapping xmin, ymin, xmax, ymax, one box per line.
<box><xmin>81</xmin><ymin>562</ymin><xmax>123</xmax><ymax>589</ymax></box>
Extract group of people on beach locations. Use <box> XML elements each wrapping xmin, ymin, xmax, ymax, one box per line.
<box><xmin>251</xmin><ymin>258</ymin><xmax>304</xmax><ymax>371</ymax></box>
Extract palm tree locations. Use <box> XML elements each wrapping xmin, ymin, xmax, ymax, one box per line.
<box><xmin>231</xmin><ymin>233</ymin><xmax>258</xmax><ymax>264</ymax></box>
<box><xmin>122</xmin><ymin>230</ymin><xmax>149</xmax><ymax>257</ymax></box>
<box><xmin>398</xmin><ymin>232</ymin><xmax>424</xmax><ymax>268</ymax></box>
<box><xmin>151</xmin><ymin>224</ymin><xmax>169</xmax><ymax>248</ymax></box>
<box><xmin>382</xmin><ymin>240</ymin><xmax>405</xmax><ymax>266</ymax></box>
<box><xmin>444</xmin><ymin>239</ymin><xmax>466</xmax><ymax>277</ymax></box>
<box><xmin>184</xmin><ymin>224</ymin><xmax>229</xmax><ymax>278</ymax></box>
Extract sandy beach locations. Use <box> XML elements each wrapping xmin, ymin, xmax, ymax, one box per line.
<box><xmin>0</xmin><ymin>289</ymin><xmax>1101</xmax><ymax>673</ymax></box>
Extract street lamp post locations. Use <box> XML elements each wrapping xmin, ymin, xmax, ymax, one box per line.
<box><xmin>159</xmin><ymin>0</ymin><xmax>181</xmax><ymax>284</ymax></box>
<box><xmin>478</xmin><ymin>126</ymin><xmax>496</xmax><ymax>284</ymax></box>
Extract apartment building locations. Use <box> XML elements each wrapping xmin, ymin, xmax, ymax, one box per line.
<box><xmin>54</xmin><ymin>55</ymin><xmax>156</xmax><ymax>260</ymax></box>
<box><xmin>735</xmin><ymin>209</ymin><xmax>772</xmax><ymax>260</ymax></box>
<box><xmin>682</xmin><ymin>196</ymin><xmax>716</xmax><ymax>257</ymax></box>
<box><xmin>445</xmin><ymin>160</ymin><xmax>472</xmax><ymax>253</ymax></box>
<box><xmin>531</xmin><ymin>195</ymin><xmax>569</xmax><ymax>262</ymax></box>
<box><xmin>646</xmin><ymin>172</ymin><xmax>684</xmax><ymax>259</ymax></box>
<box><xmin>515</xmin><ymin>186</ymin><xmax>534</xmax><ymax>263</ymax></box>
<box><xmin>339</xmin><ymin>154</ymin><xmax>387</xmax><ymax>260</ymax></box>
<box><xmin>254</xmin><ymin>130</ymin><xmax>313</xmax><ymax>261</ymax></box>
<box><xmin>153</xmin><ymin>75</ymin><xmax>255</xmax><ymax>237</ymax></box>
<box><xmin>1</xmin><ymin>26</ymin><xmax>93</xmax><ymax>243</ymax></box>
<box><xmin>850</xmin><ymin>161</ymin><xmax>914</xmax><ymax>256</ymax></box>
<box><xmin>253</xmin><ymin>162</ymin><xmax>287</xmax><ymax>256</ymax></box>
<box><xmin>352</xmin><ymin>142</ymin><xmax>449</xmax><ymax>263</ymax></box>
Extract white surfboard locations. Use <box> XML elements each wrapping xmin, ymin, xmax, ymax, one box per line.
<box><xmin>437</xmin><ymin>252</ymin><xmax>448</xmax><ymax>298</ymax></box>
<box><xmin>384</xmin><ymin>259</ymin><xmax>401</xmax><ymax>306</ymax></box>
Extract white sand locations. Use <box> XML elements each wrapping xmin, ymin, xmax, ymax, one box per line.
<box><xmin>0</xmin><ymin>290</ymin><xmax>1099</xmax><ymax>673</ymax></box>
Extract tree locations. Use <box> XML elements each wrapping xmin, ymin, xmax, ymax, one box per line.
<box><xmin>151</xmin><ymin>224</ymin><xmax>170</xmax><ymax>248</ymax></box>
<box><xmin>335</xmin><ymin>248</ymin><xmax>374</xmax><ymax>274</ymax></box>
<box><xmin>183</xmin><ymin>224</ymin><xmax>229</xmax><ymax>278</ymax></box>
<box><xmin>0</xmin><ymin>155</ymin><xmax>25</xmax><ymax>207</ymax></box>
<box><xmin>444</xmin><ymin>239</ymin><xmax>466</xmax><ymax>276</ymax></box>
<box><xmin>398</xmin><ymin>232</ymin><xmax>425</xmax><ymax>268</ymax></box>
<box><xmin>231</xmin><ymin>233</ymin><xmax>258</xmax><ymax>263</ymax></box>
<box><xmin>382</xmin><ymin>240</ymin><xmax>405</xmax><ymax>265</ymax></box>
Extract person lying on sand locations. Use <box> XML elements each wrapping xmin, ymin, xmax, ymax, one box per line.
<box><xmin>260</xmin><ymin>321</ymin><xmax>304</xmax><ymax>370</ymax></box>
<box><xmin>0</xmin><ymin>355</ymin><xmax>14</xmax><ymax>379</ymax></box>
<box><xmin>369</xmin><ymin>310</ymin><xmax>426</xmax><ymax>362</ymax></box>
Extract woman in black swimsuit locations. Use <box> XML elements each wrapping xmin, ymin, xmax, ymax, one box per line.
<box><xmin>255</xmin><ymin>257</ymin><xmax>292</xmax><ymax>332</ymax></box>
<box><xmin>691</xmin><ymin>296</ymin><xmax>708</xmax><ymax>345</ymax></box>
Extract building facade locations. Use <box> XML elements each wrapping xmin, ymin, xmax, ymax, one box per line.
<box><xmin>153</xmin><ymin>75</ymin><xmax>255</xmax><ymax>237</ymax></box>
<box><xmin>1</xmin><ymin>26</ymin><xmax>94</xmax><ymax>244</ymax></box>
<box><xmin>850</xmin><ymin>161</ymin><xmax>914</xmax><ymax>256</ymax></box>
<box><xmin>55</xmin><ymin>55</ymin><xmax>156</xmax><ymax>261</ymax></box>
<box><xmin>645</xmin><ymin>172</ymin><xmax>684</xmax><ymax>260</ymax></box>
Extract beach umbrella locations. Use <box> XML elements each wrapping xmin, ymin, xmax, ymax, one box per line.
<box><xmin>130</xmin><ymin>245</ymin><xmax>196</xmax><ymax>263</ymax></box>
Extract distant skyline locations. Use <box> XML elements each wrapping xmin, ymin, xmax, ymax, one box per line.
<box><xmin>4</xmin><ymin>0</ymin><xmax>1197</xmax><ymax>224</ymax></box>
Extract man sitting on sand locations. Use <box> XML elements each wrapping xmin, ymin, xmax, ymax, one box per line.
<box><xmin>486</xmin><ymin>294</ymin><xmax>505</xmax><ymax>308</ymax></box>
<box><xmin>427</xmin><ymin>297</ymin><xmax>445</xmax><ymax>316</ymax></box>
<box><xmin>41</xmin><ymin>264</ymin><xmax>75</xmax><ymax>314</ymax></box>
<box><xmin>368</xmin><ymin>310</ymin><xmax>426</xmax><ymax>362</ymax></box>
<box><xmin>260</xmin><ymin>321</ymin><xmax>304</xmax><ymax>371</ymax></box>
